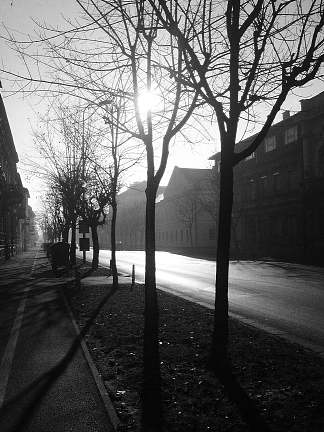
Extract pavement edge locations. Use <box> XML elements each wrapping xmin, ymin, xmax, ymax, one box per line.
<box><xmin>62</xmin><ymin>293</ymin><xmax>120</xmax><ymax>431</ymax></box>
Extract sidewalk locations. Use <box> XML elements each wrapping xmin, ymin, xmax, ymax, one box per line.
<box><xmin>0</xmin><ymin>249</ymin><xmax>116</xmax><ymax>432</ymax></box>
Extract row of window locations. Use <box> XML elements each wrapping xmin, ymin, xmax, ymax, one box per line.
<box><xmin>157</xmin><ymin>229</ymin><xmax>191</xmax><ymax>243</ymax></box>
<box><xmin>245</xmin><ymin>125</ymin><xmax>298</xmax><ymax>160</ymax></box>
<box><xmin>236</xmin><ymin>170</ymin><xmax>299</xmax><ymax>202</ymax></box>
<box><xmin>233</xmin><ymin>214</ymin><xmax>299</xmax><ymax>243</ymax></box>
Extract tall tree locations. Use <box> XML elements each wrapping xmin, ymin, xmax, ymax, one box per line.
<box><xmin>2</xmin><ymin>2</ymin><xmax>204</xmax><ymax>428</ymax></box>
<box><xmin>80</xmin><ymin>170</ymin><xmax>111</xmax><ymax>270</ymax></box>
<box><xmin>67</xmin><ymin>2</ymin><xmax>200</xmax><ymax>429</ymax></box>
<box><xmin>97</xmin><ymin>97</ymin><xmax>141</xmax><ymax>287</ymax></box>
<box><xmin>33</xmin><ymin>103</ymin><xmax>99</xmax><ymax>265</ymax></box>
<box><xmin>151</xmin><ymin>0</ymin><xmax>324</xmax><ymax>367</ymax></box>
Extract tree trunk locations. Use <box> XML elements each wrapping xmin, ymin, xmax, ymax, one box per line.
<box><xmin>70</xmin><ymin>219</ymin><xmax>76</xmax><ymax>265</ymax></box>
<box><xmin>62</xmin><ymin>224</ymin><xmax>69</xmax><ymax>243</ymax></box>
<box><xmin>210</xmin><ymin>157</ymin><xmax>234</xmax><ymax>369</ymax></box>
<box><xmin>110</xmin><ymin>200</ymin><xmax>118</xmax><ymax>287</ymax></box>
<box><xmin>91</xmin><ymin>223</ymin><xmax>99</xmax><ymax>270</ymax></box>
<box><xmin>4</xmin><ymin>212</ymin><xmax>10</xmax><ymax>260</ymax></box>
<box><xmin>142</xmin><ymin>182</ymin><xmax>162</xmax><ymax>432</ymax></box>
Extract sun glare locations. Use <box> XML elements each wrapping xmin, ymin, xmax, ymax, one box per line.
<box><xmin>137</xmin><ymin>89</ymin><xmax>161</xmax><ymax>118</ymax></box>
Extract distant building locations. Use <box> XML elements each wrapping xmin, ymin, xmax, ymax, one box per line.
<box><xmin>98</xmin><ymin>170</ymin><xmax>216</xmax><ymax>256</ymax></box>
<box><xmin>97</xmin><ymin>91</ymin><xmax>324</xmax><ymax>265</ymax></box>
<box><xmin>155</xmin><ymin>167</ymin><xmax>216</xmax><ymax>255</ymax></box>
<box><xmin>0</xmin><ymin>94</ymin><xmax>30</xmax><ymax>260</ymax></box>
<box><xmin>210</xmin><ymin>90</ymin><xmax>324</xmax><ymax>264</ymax></box>
<box><xmin>98</xmin><ymin>181</ymin><xmax>166</xmax><ymax>250</ymax></box>
<box><xmin>25</xmin><ymin>205</ymin><xmax>38</xmax><ymax>249</ymax></box>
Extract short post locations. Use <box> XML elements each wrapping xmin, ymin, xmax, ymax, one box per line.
<box><xmin>131</xmin><ymin>264</ymin><xmax>135</xmax><ymax>291</ymax></box>
<box><xmin>83</xmin><ymin>232</ymin><xmax>86</xmax><ymax>264</ymax></box>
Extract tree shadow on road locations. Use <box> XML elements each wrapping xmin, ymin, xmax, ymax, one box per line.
<box><xmin>0</xmin><ymin>274</ymin><xmax>118</xmax><ymax>432</ymax></box>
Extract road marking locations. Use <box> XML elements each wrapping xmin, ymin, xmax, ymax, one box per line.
<box><xmin>0</xmin><ymin>250</ymin><xmax>39</xmax><ymax>408</ymax></box>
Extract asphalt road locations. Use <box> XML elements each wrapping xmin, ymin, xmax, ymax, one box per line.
<box><xmin>92</xmin><ymin>250</ymin><xmax>324</xmax><ymax>356</ymax></box>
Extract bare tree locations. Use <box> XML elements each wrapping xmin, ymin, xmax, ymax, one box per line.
<box><xmin>81</xmin><ymin>171</ymin><xmax>111</xmax><ymax>270</ymax></box>
<box><xmin>150</xmin><ymin>0</ymin><xmax>324</xmax><ymax>369</ymax></box>
<box><xmin>97</xmin><ymin>98</ymin><xmax>142</xmax><ymax>287</ymax></box>
<box><xmin>40</xmin><ymin>190</ymin><xmax>66</xmax><ymax>244</ymax></box>
<box><xmin>32</xmin><ymin>103</ymin><xmax>100</xmax><ymax>266</ymax></box>
<box><xmin>61</xmin><ymin>4</ymin><xmax>200</xmax><ymax>429</ymax></box>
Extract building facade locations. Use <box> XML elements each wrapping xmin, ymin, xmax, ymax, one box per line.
<box><xmin>211</xmin><ymin>91</ymin><xmax>324</xmax><ymax>264</ymax></box>
<box><xmin>99</xmin><ymin>170</ymin><xmax>216</xmax><ymax>256</ymax></box>
<box><xmin>155</xmin><ymin>167</ymin><xmax>216</xmax><ymax>255</ymax></box>
<box><xmin>0</xmin><ymin>95</ymin><xmax>31</xmax><ymax>260</ymax></box>
<box><xmin>97</xmin><ymin>91</ymin><xmax>324</xmax><ymax>265</ymax></box>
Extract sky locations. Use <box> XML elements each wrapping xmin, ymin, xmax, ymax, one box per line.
<box><xmin>1</xmin><ymin>0</ymin><xmax>324</xmax><ymax>212</ymax></box>
<box><xmin>0</xmin><ymin>0</ymin><xmax>217</xmax><ymax>212</ymax></box>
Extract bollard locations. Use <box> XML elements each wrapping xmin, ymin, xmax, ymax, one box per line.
<box><xmin>131</xmin><ymin>264</ymin><xmax>135</xmax><ymax>291</ymax></box>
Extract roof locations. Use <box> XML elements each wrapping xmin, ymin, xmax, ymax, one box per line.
<box><xmin>208</xmin><ymin>112</ymin><xmax>299</xmax><ymax>161</ymax></box>
<box><xmin>179</xmin><ymin>167</ymin><xmax>213</xmax><ymax>184</ymax></box>
<box><xmin>117</xmin><ymin>180</ymin><xmax>166</xmax><ymax>207</ymax></box>
<box><xmin>164</xmin><ymin>166</ymin><xmax>213</xmax><ymax>197</ymax></box>
<box><xmin>209</xmin><ymin>90</ymin><xmax>324</xmax><ymax>161</ymax></box>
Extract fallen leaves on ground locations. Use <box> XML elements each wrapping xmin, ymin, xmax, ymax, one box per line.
<box><xmin>67</xmin><ymin>267</ymin><xmax>324</xmax><ymax>431</ymax></box>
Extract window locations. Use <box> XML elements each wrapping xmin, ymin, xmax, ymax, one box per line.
<box><xmin>318</xmin><ymin>146</ymin><xmax>324</xmax><ymax>177</ymax></box>
<box><xmin>273</xmin><ymin>172</ymin><xmax>280</xmax><ymax>193</ymax></box>
<box><xmin>285</xmin><ymin>125</ymin><xmax>298</xmax><ymax>145</ymax></box>
<box><xmin>209</xmin><ymin>227</ymin><xmax>216</xmax><ymax>240</ymax></box>
<box><xmin>265</xmin><ymin>136</ymin><xmax>276</xmax><ymax>152</ymax></box>
<box><xmin>249</xmin><ymin>179</ymin><xmax>257</xmax><ymax>200</ymax></box>
<box><xmin>287</xmin><ymin>215</ymin><xmax>297</xmax><ymax>241</ymax></box>
<box><xmin>259</xmin><ymin>175</ymin><xmax>268</xmax><ymax>197</ymax></box>
<box><xmin>216</xmin><ymin>160</ymin><xmax>221</xmax><ymax>173</ymax></box>
<box><xmin>273</xmin><ymin>216</ymin><xmax>283</xmax><ymax>238</ymax></box>
<box><xmin>180</xmin><ymin>230</ymin><xmax>183</xmax><ymax>241</ymax></box>
<box><xmin>245</xmin><ymin>152</ymin><xmax>256</xmax><ymax>161</ymax></box>
<box><xmin>288</xmin><ymin>170</ymin><xmax>298</xmax><ymax>190</ymax></box>
<box><xmin>319</xmin><ymin>209</ymin><xmax>324</xmax><ymax>238</ymax></box>
<box><xmin>246</xmin><ymin>217</ymin><xmax>256</xmax><ymax>242</ymax></box>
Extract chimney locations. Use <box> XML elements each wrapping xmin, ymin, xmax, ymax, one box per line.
<box><xmin>282</xmin><ymin>110</ymin><xmax>290</xmax><ymax>120</ymax></box>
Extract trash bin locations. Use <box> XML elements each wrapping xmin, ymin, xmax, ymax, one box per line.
<box><xmin>50</xmin><ymin>242</ymin><xmax>70</xmax><ymax>272</ymax></box>
<box><xmin>43</xmin><ymin>242</ymin><xmax>53</xmax><ymax>258</ymax></box>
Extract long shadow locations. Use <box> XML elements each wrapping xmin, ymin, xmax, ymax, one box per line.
<box><xmin>213</xmin><ymin>359</ymin><xmax>272</xmax><ymax>432</ymax></box>
<box><xmin>0</xmin><ymin>262</ymin><xmax>118</xmax><ymax>431</ymax></box>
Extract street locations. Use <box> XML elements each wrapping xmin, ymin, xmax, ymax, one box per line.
<box><xmin>90</xmin><ymin>250</ymin><xmax>324</xmax><ymax>356</ymax></box>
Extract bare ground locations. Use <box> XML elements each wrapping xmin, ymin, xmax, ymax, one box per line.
<box><xmin>66</xmin><ymin>264</ymin><xmax>324</xmax><ymax>432</ymax></box>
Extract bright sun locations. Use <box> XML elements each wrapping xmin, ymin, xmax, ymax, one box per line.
<box><xmin>137</xmin><ymin>89</ymin><xmax>161</xmax><ymax>118</ymax></box>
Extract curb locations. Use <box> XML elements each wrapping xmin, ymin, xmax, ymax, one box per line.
<box><xmin>62</xmin><ymin>293</ymin><xmax>120</xmax><ymax>431</ymax></box>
